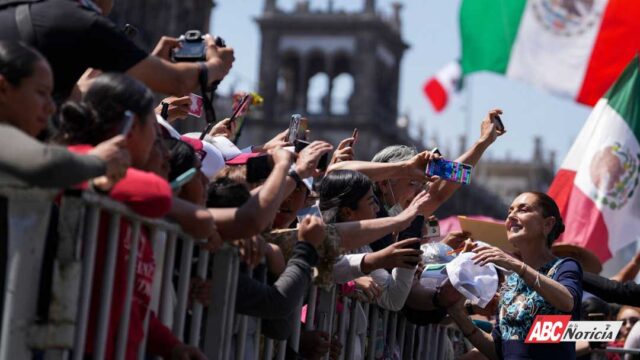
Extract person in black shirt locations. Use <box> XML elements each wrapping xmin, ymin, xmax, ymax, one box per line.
<box><xmin>0</xmin><ymin>0</ymin><xmax>234</xmax><ymax>103</ymax></box>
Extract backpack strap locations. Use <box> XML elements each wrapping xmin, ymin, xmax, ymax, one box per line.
<box><xmin>15</xmin><ymin>3</ymin><xmax>36</xmax><ymax>45</ymax></box>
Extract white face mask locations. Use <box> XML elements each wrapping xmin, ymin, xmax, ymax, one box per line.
<box><xmin>385</xmin><ymin>180</ymin><xmax>403</xmax><ymax>216</ymax></box>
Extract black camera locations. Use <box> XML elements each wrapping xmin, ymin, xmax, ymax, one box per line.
<box><xmin>172</xmin><ymin>30</ymin><xmax>225</xmax><ymax>62</ymax></box>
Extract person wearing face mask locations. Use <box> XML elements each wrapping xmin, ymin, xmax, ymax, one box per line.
<box><xmin>446</xmin><ymin>192</ymin><xmax>582</xmax><ymax>360</ymax></box>
<box><xmin>0</xmin><ymin>41</ymin><xmax>129</xmax><ymax>188</ymax></box>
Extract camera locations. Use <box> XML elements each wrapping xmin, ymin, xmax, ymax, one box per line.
<box><xmin>172</xmin><ymin>30</ymin><xmax>226</xmax><ymax>62</ymax></box>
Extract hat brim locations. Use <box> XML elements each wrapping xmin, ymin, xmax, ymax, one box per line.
<box><xmin>552</xmin><ymin>244</ymin><xmax>602</xmax><ymax>274</ymax></box>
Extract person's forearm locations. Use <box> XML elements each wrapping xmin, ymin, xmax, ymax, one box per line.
<box><xmin>520</xmin><ymin>265</ymin><xmax>574</xmax><ymax>312</ymax></box>
<box><xmin>327</xmin><ymin>160</ymin><xmax>405</xmax><ymax>182</ymax></box>
<box><xmin>374</xmin><ymin>268</ymin><xmax>414</xmax><ymax>311</ymax></box>
<box><xmin>583</xmin><ymin>272</ymin><xmax>640</xmax><ymax>307</ymax></box>
<box><xmin>448</xmin><ymin>310</ymin><xmax>498</xmax><ymax>360</ymax></box>
<box><xmin>611</xmin><ymin>255</ymin><xmax>640</xmax><ymax>282</ymax></box>
<box><xmin>166</xmin><ymin>197</ymin><xmax>216</xmax><ymax>239</ymax></box>
<box><xmin>0</xmin><ymin>126</ymin><xmax>105</xmax><ymax>187</ymax></box>
<box><xmin>333</xmin><ymin>214</ymin><xmax>412</xmax><ymax>251</ymax></box>
<box><xmin>244</xmin><ymin>163</ymin><xmax>289</xmax><ymax>230</ymax></box>
<box><xmin>433</xmin><ymin>139</ymin><xmax>491</xmax><ymax>200</ymax></box>
<box><xmin>211</xmin><ymin>163</ymin><xmax>289</xmax><ymax>238</ymax></box>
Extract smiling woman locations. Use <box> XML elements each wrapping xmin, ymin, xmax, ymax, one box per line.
<box><xmin>446</xmin><ymin>191</ymin><xmax>583</xmax><ymax>360</ymax></box>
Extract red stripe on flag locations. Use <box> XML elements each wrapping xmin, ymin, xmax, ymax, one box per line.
<box><xmin>576</xmin><ymin>0</ymin><xmax>640</xmax><ymax>105</ymax></box>
<box><xmin>549</xmin><ymin>169</ymin><xmax>611</xmax><ymax>262</ymax></box>
<box><xmin>423</xmin><ymin>78</ymin><xmax>448</xmax><ymax>112</ymax></box>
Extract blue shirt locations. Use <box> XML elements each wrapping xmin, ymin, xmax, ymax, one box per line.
<box><xmin>492</xmin><ymin>258</ymin><xmax>583</xmax><ymax>360</ymax></box>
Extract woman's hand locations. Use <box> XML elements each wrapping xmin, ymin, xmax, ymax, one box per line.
<box><xmin>400</xmin><ymin>150</ymin><xmax>440</xmax><ymax>180</ymax></box>
<box><xmin>440</xmin><ymin>231</ymin><xmax>471</xmax><ymax>250</ymax></box>
<box><xmin>479</xmin><ymin>108</ymin><xmax>506</xmax><ymax>145</ymax></box>
<box><xmin>472</xmin><ymin>245</ymin><xmax>521</xmax><ymax>271</ymax></box>
<box><xmin>207</xmin><ymin>118</ymin><xmax>237</xmax><ymax>139</ymax></box>
<box><xmin>252</xmin><ymin>129</ymin><xmax>290</xmax><ymax>153</ymax></box>
<box><xmin>155</xmin><ymin>96</ymin><xmax>192</xmax><ymax>123</ymax></box>
<box><xmin>353</xmin><ymin>276</ymin><xmax>382</xmax><ymax>302</ymax></box>
<box><xmin>329</xmin><ymin>137</ymin><xmax>356</xmax><ymax>165</ymax></box>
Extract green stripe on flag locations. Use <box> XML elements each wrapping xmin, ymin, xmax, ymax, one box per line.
<box><xmin>460</xmin><ymin>0</ymin><xmax>526</xmax><ymax>75</ymax></box>
<box><xmin>604</xmin><ymin>56</ymin><xmax>640</xmax><ymax>137</ymax></box>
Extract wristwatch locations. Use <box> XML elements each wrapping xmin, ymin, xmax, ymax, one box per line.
<box><xmin>287</xmin><ymin>168</ymin><xmax>303</xmax><ymax>187</ymax></box>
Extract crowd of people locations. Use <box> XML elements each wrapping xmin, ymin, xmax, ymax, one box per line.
<box><xmin>1</xmin><ymin>1</ymin><xmax>640</xmax><ymax>359</ymax></box>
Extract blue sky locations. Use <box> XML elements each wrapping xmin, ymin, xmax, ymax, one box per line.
<box><xmin>210</xmin><ymin>0</ymin><xmax>592</xmax><ymax>164</ymax></box>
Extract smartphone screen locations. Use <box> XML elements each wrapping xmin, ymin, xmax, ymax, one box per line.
<box><xmin>286</xmin><ymin>114</ymin><xmax>301</xmax><ymax>143</ymax></box>
<box><xmin>426</xmin><ymin>158</ymin><xmax>473</xmax><ymax>185</ymax></box>
<box><xmin>246</xmin><ymin>155</ymin><xmax>273</xmax><ymax>183</ymax></box>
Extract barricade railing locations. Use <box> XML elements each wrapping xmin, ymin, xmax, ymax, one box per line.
<box><xmin>1</xmin><ymin>186</ymin><xmax>467</xmax><ymax>360</ymax></box>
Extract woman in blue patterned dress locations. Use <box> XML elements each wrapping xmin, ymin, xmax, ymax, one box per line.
<box><xmin>446</xmin><ymin>191</ymin><xmax>583</xmax><ymax>360</ymax></box>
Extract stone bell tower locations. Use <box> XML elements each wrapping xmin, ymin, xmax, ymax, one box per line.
<box><xmin>248</xmin><ymin>0</ymin><xmax>414</xmax><ymax>160</ymax></box>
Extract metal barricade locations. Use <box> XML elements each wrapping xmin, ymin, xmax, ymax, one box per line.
<box><xmin>0</xmin><ymin>186</ymin><xmax>469</xmax><ymax>360</ymax></box>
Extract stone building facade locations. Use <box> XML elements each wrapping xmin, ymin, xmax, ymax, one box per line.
<box><xmin>243</xmin><ymin>0</ymin><xmax>417</xmax><ymax>160</ymax></box>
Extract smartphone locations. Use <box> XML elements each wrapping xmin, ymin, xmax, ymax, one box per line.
<box><xmin>246</xmin><ymin>155</ymin><xmax>273</xmax><ymax>183</ymax></box>
<box><xmin>424</xmin><ymin>219</ymin><xmax>440</xmax><ymax>239</ymax></box>
<box><xmin>120</xmin><ymin>110</ymin><xmax>135</xmax><ymax>135</ymax></box>
<box><xmin>286</xmin><ymin>114</ymin><xmax>301</xmax><ymax>143</ymax></box>
<box><xmin>398</xmin><ymin>216</ymin><xmax>424</xmax><ymax>266</ymax></box>
<box><xmin>170</xmin><ymin>168</ymin><xmax>197</xmax><ymax>190</ymax></box>
<box><xmin>492</xmin><ymin>114</ymin><xmax>505</xmax><ymax>132</ymax></box>
<box><xmin>351</xmin><ymin>128</ymin><xmax>359</xmax><ymax>147</ymax></box>
<box><xmin>426</xmin><ymin>158</ymin><xmax>473</xmax><ymax>185</ymax></box>
<box><xmin>296</xmin><ymin>204</ymin><xmax>322</xmax><ymax>223</ymax></box>
<box><xmin>294</xmin><ymin>139</ymin><xmax>329</xmax><ymax>171</ymax></box>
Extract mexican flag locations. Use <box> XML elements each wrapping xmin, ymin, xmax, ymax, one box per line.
<box><xmin>461</xmin><ymin>0</ymin><xmax>640</xmax><ymax>105</ymax></box>
<box><xmin>548</xmin><ymin>57</ymin><xmax>640</xmax><ymax>262</ymax></box>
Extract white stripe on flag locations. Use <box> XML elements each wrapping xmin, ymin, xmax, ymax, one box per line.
<box><xmin>506</xmin><ymin>0</ymin><xmax>608</xmax><ymax>98</ymax></box>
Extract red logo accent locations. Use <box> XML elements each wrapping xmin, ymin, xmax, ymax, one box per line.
<box><xmin>525</xmin><ymin>315</ymin><xmax>572</xmax><ymax>343</ymax></box>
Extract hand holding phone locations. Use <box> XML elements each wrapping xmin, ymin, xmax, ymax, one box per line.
<box><xmin>294</xmin><ymin>139</ymin><xmax>329</xmax><ymax>171</ymax></box>
<box><xmin>286</xmin><ymin>114</ymin><xmax>309</xmax><ymax>143</ymax></box>
<box><xmin>492</xmin><ymin>114</ymin><xmax>505</xmax><ymax>132</ymax></box>
<box><xmin>350</xmin><ymin>128</ymin><xmax>359</xmax><ymax>147</ymax></box>
<box><xmin>246</xmin><ymin>155</ymin><xmax>274</xmax><ymax>183</ymax></box>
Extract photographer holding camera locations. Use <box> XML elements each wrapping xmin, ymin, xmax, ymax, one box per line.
<box><xmin>0</xmin><ymin>0</ymin><xmax>234</xmax><ymax>104</ymax></box>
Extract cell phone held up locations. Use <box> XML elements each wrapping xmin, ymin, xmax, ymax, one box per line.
<box><xmin>426</xmin><ymin>158</ymin><xmax>473</xmax><ymax>185</ymax></box>
<box><xmin>246</xmin><ymin>155</ymin><xmax>274</xmax><ymax>183</ymax></box>
<box><xmin>286</xmin><ymin>114</ymin><xmax>308</xmax><ymax>143</ymax></box>
<box><xmin>294</xmin><ymin>139</ymin><xmax>329</xmax><ymax>172</ymax></box>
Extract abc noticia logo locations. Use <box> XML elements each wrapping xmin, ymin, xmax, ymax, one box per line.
<box><xmin>525</xmin><ymin>315</ymin><xmax>623</xmax><ymax>343</ymax></box>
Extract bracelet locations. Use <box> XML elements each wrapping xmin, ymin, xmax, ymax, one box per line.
<box><xmin>535</xmin><ymin>272</ymin><xmax>541</xmax><ymax>289</ymax></box>
<box><xmin>463</xmin><ymin>326</ymin><xmax>478</xmax><ymax>338</ymax></box>
<box><xmin>519</xmin><ymin>262</ymin><xmax>527</xmax><ymax>278</ymax></box>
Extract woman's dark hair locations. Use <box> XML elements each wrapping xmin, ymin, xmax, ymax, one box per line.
<box><xmin>527</xmin><ymin>191</ymin><xmax>566</xmax><ymax>247</ymax></box>
<box><xmin>56</xmin><ymin>73</ymin><xmax>154</xmax><ymax>145</ymax></box>
<box><xmin>166</xmin><ymin>138</ymin><xmax>198</xmax><ymax>182</ymax></box>
<box><xmin>207</xmin><ymin>177</ymin><xmax>251</xmax><ymax>208</ymax></box>
<box><xmin>0</xmin><ymin>41</ymin><xmax>44</xmax><ymax>86</ymax></box>
<box><xmin>317</xmin><ymin>170</ymin><xmax>373</xmax><ymax>223</ymax></box>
